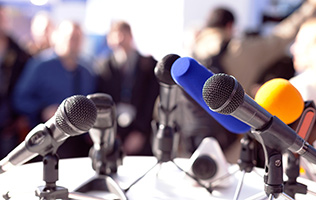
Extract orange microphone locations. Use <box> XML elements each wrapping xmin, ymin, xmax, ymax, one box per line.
<box><xmin>254</xmin><ymin>78</ymin><xmax>304</xmax><ymax>125</ymax></box>
<box><xmin>254</xmin><ymin>78</ymin><xmax>316</xmax><ymax>142</ymax></box>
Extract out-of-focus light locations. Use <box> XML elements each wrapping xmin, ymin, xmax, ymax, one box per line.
<box><xmin>30</xmin><ymin>0</ymin><xmax>49</xmax><ymax>6</ymax></box>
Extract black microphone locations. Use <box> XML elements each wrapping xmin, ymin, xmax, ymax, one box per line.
<box><xmin>87</xmin><ymin>93</ymin><xmax>123</xmax><ymax>174</ymax></box>
<box><xmin>202</xmin><ymin>73</ymin><xmax>316</xmax><ymax>164</ymax></box>
<box><xmin>152</xmin><ymin>54</ymin><xmax>180</xmax><ymax>162</ymax></box>
<box><xmin>0</xmin><ymin>95</ymin><xmax>97</xmax><ymax>174</ymax></box>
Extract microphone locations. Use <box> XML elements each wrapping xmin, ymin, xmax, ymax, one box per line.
<box><xmin>254</xmin><ymin>78</ymin><xmax>313</xmax><ymax>198</ymax></box>
<box><xmin>170</xmin><ymin>57</ymin><xmax>250</xmax><ymax>134</ymax></box>
<box><xmin>152</xmin><ymin>54</ymin><xmax>180</xmax><ymax>162</ymax></box>
<box><xmin>154</xmin><ymin>54</ymin><xmax>180</xmax><ymax>127</ymax></box>
<box><xmin>87</xmin><ymin>93</ymin><xmax>123</xmax><ymax>174</ymax></box>
<box><xmin>202</xmin><ymin>73</ymin><xmax>316</xmax><ymax>164</ymax></box>
<box><xmin>254</xmin><ymin>78</ymin><xmax>304</xmax><ymax>124</ymax></box>
<box><xmin>0</xmin><ymin>95</ymin><xmax>97</xmax><ymax>174</ymax></box>
<box><xmin>87</xmin><ymin>93</ymin><xmax>116</xmax><ymax>154</ymax></box>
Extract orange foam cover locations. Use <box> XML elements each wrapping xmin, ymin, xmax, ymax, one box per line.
<box><xmin>255</xmin><ymin>78</ymin><xmax>304</xmax><ymax>124</ymax></box>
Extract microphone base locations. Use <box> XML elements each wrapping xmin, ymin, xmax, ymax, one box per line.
<box><xmin>36</xmin><ymin>185</ymin><xmax>68</xmax><ymax>200</ymax></box>
<box><xmin>35</xmin><ymin>153</ymin><xmax>69</xmax><ymax>200</ymax></box>
<box><xmin>74</xmin><ymin>175</ymin><xmax>127</xmax><ymax>200</ymax></box>
<box><xmin>283</xmin><ymin>181</ymin><xmax>307</xmax><ymax>199</ymax></box>
<box><xmin>284</xmin><ymin>152</ymin><xmax>308</xmax><ymax>198</ymax></box>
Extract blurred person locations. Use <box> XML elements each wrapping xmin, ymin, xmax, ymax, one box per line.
<box><xmin>13</xmin><ymin>20</ymin><xmax>96</xmax><ymax>159</ymax></box>
<box><xmin>288</xmin><ymin>17</ymin><xmax>316</xmax><ymax>152</ymax></box>
<box><xmin>178</xmin><ymin>1</ymin><xmax>316</xmax><ymax>163</ymax></box>
<box><xmin>96</xmin><ymin>20</ymin><xmax>159</xmax><ymax>156</ymax></box>
<box><xmin>191</xmin><ymin>1</ymin><xmax>316</xmax><ymax>97</ymax></box>
<box><xmin>26</xmin><ymin>11</ymin><xmax>55</xmax><ymax>56</ymax></box>
<box><xmin>21</xmin><ymin>12</ymin><xmax>57</xmax><ymax>94</ymax></box>
<box><xmin>290</xmin><ymin>17</ymin><xmax>316</xmax><ymax>103</ymax></box>
<box><xmin>0</xmin><ymin>6</ymin><xmax>31</xmax><ymax>159</ymax></box>
<box><xmin>0</xmin><ymin>30</ymin><xmax>30</xmax><ymax>159</ymax></box>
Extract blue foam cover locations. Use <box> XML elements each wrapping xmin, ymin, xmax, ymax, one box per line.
<box><xmin>171</xmin><ymin>57</ymin><xmax>250</xmax><ymax>134</ymax></box>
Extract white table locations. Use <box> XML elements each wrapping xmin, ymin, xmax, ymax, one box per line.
<box><xmin>0</xmin><ymin>156</ymin><xmax>316</xmax><ymax>199</ymax></box>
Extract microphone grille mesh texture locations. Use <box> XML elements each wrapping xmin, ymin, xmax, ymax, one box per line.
<box><xmin>203</xmin><ymin>73</ymin><xmax>244</xmax><ymax>115</ymax></box>
<box><xmin>56</xmin><ymin>95</ymin><xmax>97</xmax><ymax>136</ymax></box>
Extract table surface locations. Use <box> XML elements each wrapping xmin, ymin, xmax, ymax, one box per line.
<box><xmin>0</xmin><ymin>156</ymin><xmax>316</xmax><ymax>200</ymax></box>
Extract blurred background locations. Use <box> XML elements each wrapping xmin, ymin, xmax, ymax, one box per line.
<box><xmin>0</xmin><ymin>0</ymin><xmax>303</xmax><ymax>61</ymax></box>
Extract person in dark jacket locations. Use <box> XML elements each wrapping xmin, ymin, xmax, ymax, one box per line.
<box><xmin>96</xmin><ymin>20</ymin><xmax>159</xmax><ymax>156</ymax></box>
<box><xmin>0</xmin><ymin>30</ymin><xmax>30</xmax><ymax>159</ymax></box>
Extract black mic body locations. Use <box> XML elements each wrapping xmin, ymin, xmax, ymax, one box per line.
<box><xmin>202</xmin><ymin>73</ymin><xmax>316</xmax><ymax>164</ymax></box>
<box><xmin>0</xmin><ymin>95</ymin><xmax>97</xmax><ymax>174</ymax></box>
<box><xmin>87</xmin><ymin>93</ymin><xmax>123</xmax><ymax>174</ymax></box>
<box><xmin>152</xmin><ymin>54</ymin><xmax>180</xmax><ymax>162</ymax></box>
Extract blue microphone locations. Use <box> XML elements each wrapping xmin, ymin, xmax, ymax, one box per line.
<box><xmin>171</xmin><ymin>57</ymin><xmax>250</xmax><ymax>134</ymax></box>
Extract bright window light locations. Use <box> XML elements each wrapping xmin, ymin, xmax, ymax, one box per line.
<box><xmin>30</xmin><ymin>0</ymin><xmax>49</xmax><ymax>6</ymax></box>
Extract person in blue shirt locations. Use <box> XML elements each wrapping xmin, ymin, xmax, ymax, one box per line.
<box><xmin>13</xmin><ymin>20</ymin><xmax>96</xmax><ymax>159</ymax></box>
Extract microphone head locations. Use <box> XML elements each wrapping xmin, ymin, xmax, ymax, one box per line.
<box><xmin>87</xmin><ymin>93</ymin><xmax>116</xmax><ymax>129</ymax></box>
<box><xmin>55</xmin><ymin>95</ymin><xmax>97</xmax><ymax>136</ymax></box>
<box><xmin>154</xmin><ymin>54</ymin><xmax>180</xmax><ymax>85</ymax></box>
<box><xmin>203</xmin><ymin>73</ymin><xmax>244</xmax><ymax>115</ymax></box>
<box><xmin>254</xmin><ymin>78</ymin><xmax>304</xmax><ymax>124</ymax></box>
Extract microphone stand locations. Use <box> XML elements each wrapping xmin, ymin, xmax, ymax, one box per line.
<box><xmin>35</xmin><ymin>151</ymin><xmax>125</xmax><ymax>200</ymax></box>
<box><xmin>233</xmin><ymin>132</ymin><xmax>258</xmax><ymax>200</ymax></box>
<box><xmin>283</xmin><ymin>152</ymin><xmax>307</xmax><ymax>198</ymax></box>
<box><xmin>71</xmin><ymin>93</ymin><xmax>127</xmax><ymax>199</ymax></box>
<box><xmin>122</xmin><ymin>121</ymin><xmax>177</xmax><ymax>192</ymax></box>
<box><xmin>263</xmin><ymin>147</ymin><xmax>287</xmax><ymax>200</ymax></box>
<box><xmin>123</xmin><ymin>119</ymin><xmax>214</xmax><ymax>194</ymax></box>
<box><xmin>283</xmin><ymin>101</ymin><xmax>316</xmax><ymax>199</ymax></box>
<box><xmin>241</xmin><ymin>102</ymin><xmax>316</xmax><ymax>200</ymax></box>
<box><xmin>121</xmin><ymin>82</ymin><xmax>183</xmax><ymax>193</ymax></box>
<box><xmin>73</xmin><ymin>139</ymin><xmax>127</xmax><ymax>200</ymax></box>
<box><xmin>244</xmin><ymin>129</ymin><xmax>294</xmax><ymax>200</ymax></box>
<box><xmin>36</xmin><ymin>153</ymin><xmax>69</xmax><ymax>200</ymax></box>
<box><xmin>152</xmin><ymin>122</ymin><xmax>213</xmax><ymax>193</ymax></box>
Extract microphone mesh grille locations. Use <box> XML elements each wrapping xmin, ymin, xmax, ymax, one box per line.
<box><xmin>56</xmin><ymin>95</ymin><xmax>97</xmax><ymax>136</ymax></box>
<box><xmin>203</xmin><ymin>73</ymin><xmax>244</xmax><ymax>114</ymax></box>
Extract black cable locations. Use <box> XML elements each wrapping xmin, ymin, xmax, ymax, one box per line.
<box><xmin>124</xmin><ymin>161</ymin><xmax>159</xmax><ymax>193</ymax></box>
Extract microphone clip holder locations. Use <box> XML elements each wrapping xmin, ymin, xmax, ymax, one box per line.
<box><xmin>152</xmin><ymin>123</ymin><xmax>179</xmax><ymax>163</ymax></box>
<box><xmin>238</xmin><ymin>133</ymin><xmax>257</xmax><ymax>173</ymax></box>
<box><xmin>262</xmin><ymin>148</ymin><xmax>283</xmax><ymax>198</ymax></box>
<box><xmin>233</xmin><ymin>132</ymin><xmax>259</xmax><ymax>200</ymax></box>
<box><xmin>89</xmin><ymin>138</ymin><xmax>124</xmax><ymax>175</ymax></box>
<box><xmin>35</xmin><ymin>153</ymin><xmax>69</xmax><ymax>200</ymax></box>
<box><xmin>250</xmin><ymin>128</ymin><xmax>294</xmax><ymax>200</ymax></box>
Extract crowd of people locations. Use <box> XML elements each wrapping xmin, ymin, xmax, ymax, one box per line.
<box><xmin>1</xmin><ymin>0</ymin><xmax>316</xmax><ymax>165</ymax></box>
<box><xmin>0</xmin><ymin>9</ymin><xmax>159</xmax><ymax>160</ymax></box>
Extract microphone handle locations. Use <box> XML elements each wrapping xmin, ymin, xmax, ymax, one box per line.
<box><xmin>255</xmin><ymin>116</ymin><xmax>316</xmax><ymax>164</ymax></box>
<box><xmin>0</xmin><ymin>124</ymin><xmax>56</xmax><ymax>173</ymax></box>
<box><xmin>158</xmin><ymin>84</ymin><xmax>178</xmax><ymax>127</ymax></box>
<box><xmin>0</xmin><ymin>141</ymin><xmax>35</xmax><ymax>173</ymax></box>
<box><xmin>298</xmin><ymin>142</ymin><xmax>316</xmax><ymax>165</ymax></box>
